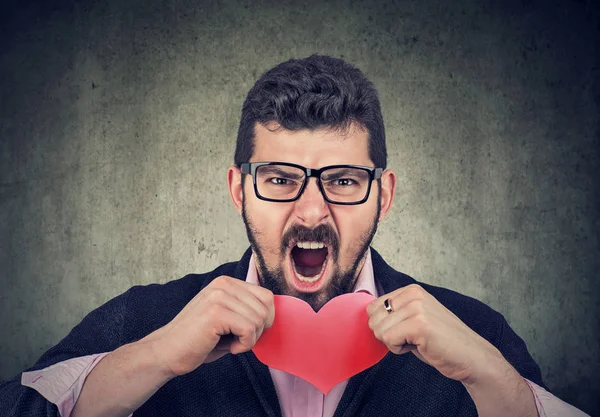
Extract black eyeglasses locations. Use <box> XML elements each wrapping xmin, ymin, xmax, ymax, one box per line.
<box><xmin>240</xmin><ymin>162</ymin><xmax>383</xmax><ymax>205</ymax></box>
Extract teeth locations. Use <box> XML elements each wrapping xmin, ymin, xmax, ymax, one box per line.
<box><xmin>296</xmin><ymin>241</ymin><xmax>325</xmax><ymax>249</ymax></box>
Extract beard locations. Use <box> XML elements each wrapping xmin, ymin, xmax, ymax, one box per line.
<box><xmin>241</xmin><ymin>189</ymin><xmax>381</xmax><ymax>312</ymax></box>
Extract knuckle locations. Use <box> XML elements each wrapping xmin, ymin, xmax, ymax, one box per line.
<box><xmin>248</xmin><ymin>313</ymin><xmax>262</xmax><ymax>329</ymax></box>
<box><xmin>367</xmin><ymin>317</ymin><xmax>376</xmax><ymax>330</ymax></box>
<box><xmin>261</xmin><ymin>289</ymin><xmax>275</xmax><ymax>306</ymax></box>
<box><xmin>406</xmin><ymin>284</ymin><xmax>424</xmax><ymax>299</ymax></box>
<box><xmin>211</xmin><ymin>275</ymin><xmax>225</xmax><ymax>286</ymax></box>
<box><xmin>263</xmin><ymin>292</ymin><xmax>275</xmax><ymax>321</ymax></box>
<box><xmin>381</xmin><ymin>330</ymin><xmax>393</xmax><ymax>346</ymax></box>
<box><xmin>405</xmin><ymin>283</ymin><xmax>419</xmax><ymax>292</ymax></box>
<box><xmin>213</xmin><ymin>275</ymin><xmax>232</xmax><ymax>288</ymax></box>
<box><xmin>407</xmin><ymin>299</ymin><xmax>424</xmax><ymax>315</ymax></box>
<box><xmin>257</xmin><ymin>306</ymin><xmax>269</xmax><ymax>322</ymax></box>
<box><xmin>241</xmin><ymin>323</ymin><xmax>255</xmax><ymax>337</ymax></box>
<box><xmin>403</xmin><ymin>332</ymin><xmax>415</xmax><ymax>346</ymax></box>
<box><xmin>208</xmin><ymin>288</ymin><xmax>226</xmax><ymax>302</ymax></box>
<box><xmin>206</xmin><ymin>304</ymin><xmax>222</xmax><ymax>320</ymax></box>
<box><xmin>366</xmin><ymin>302</ymin><xmax>377</xmax><ymax>316</ymax></box>
<box><xmin>412</xmin><ymin>312</ymin><xmax>427</xmax><ymax>327</ymax></box>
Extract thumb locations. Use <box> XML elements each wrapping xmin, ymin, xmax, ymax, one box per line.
<box><xmin>409</xmin><ymin>348</ymin><xmax>431</xmax><ymax>366</ymax></box>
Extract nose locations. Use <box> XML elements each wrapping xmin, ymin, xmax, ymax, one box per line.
<box><xmin>293</xmin><ymin>177</ymin><xmax>330</xmax><ymax>227</ymax></box>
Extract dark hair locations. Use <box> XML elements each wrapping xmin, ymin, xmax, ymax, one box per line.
<box><xmin>234</xmin><ymin>55</ymin><xmax>387</xmax><ymax>169</ymax></box>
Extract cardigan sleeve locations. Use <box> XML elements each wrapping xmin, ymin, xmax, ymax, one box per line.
<box><xmin>494</xmin><ymin>314</ymin><xmax>589</xmax><ymax>415</ymax></box>
<box><xmin>0</xmin><ymin>289</ymin><xmax>130</xmax><ymax>417</ymax></box>
<box><xmin>493</xmin><ymin>312</ymin><xmax>546</xmax><ymax>388</ymax></box>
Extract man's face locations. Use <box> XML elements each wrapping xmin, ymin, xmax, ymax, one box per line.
<box><xmin>235</xmin><ymin>123</ymin><xmax>385</xmax><ymax>311</ymax></box>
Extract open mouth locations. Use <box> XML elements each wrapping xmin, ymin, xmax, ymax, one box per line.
<box><xmin>290</xmin><ymin>241</ymin><xmax>329</xmax><ymax>286</ymax></box>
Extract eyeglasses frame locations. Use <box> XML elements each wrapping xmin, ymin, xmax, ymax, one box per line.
<box><xmin>239</xmin><ymin>161</ymin><xmax>383</xmax><ymax>205</ymax></box>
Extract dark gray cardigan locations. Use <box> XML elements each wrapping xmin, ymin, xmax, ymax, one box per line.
<box><xmin>0</xmin><ymin>248</ymin><xmax>546</xmax><ymax>416</ymax></box>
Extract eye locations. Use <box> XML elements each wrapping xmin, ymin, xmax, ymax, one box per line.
<box><xmin>270</xmin><ymin>177</ymin><xmax>293</xmax><ymax>185</ymax></box>
<box><xmin>332</xmin><ymin>178</ymin><xmax>356</xmax><ymax>186</ymax></box>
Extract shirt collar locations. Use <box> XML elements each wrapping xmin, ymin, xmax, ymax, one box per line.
<box><xmin>245</xmin><ymin>248</ymin><xmax>378</xmax><ymax>297</ymax></box>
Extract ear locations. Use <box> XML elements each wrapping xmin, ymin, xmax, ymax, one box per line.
<box><xmin>227</xmin><ymin>165</ymin><xmax>244</xmax><ymax>216</ymax></box>
<box><xmin>378</xmin><ymin>169</ymin><xmax>396</xmax><ymax>222</ymax></box>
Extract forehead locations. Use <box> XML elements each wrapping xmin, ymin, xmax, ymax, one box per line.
<box><xmin>250</xmin><ymin>122</ymin><xmax>372</xmax><ymax>168</ymax></box>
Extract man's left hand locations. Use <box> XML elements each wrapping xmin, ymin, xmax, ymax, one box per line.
<box><xmin>366</xmin><ymin>283</ymin><xmax>506</xmax><ymax>384</ymax></box>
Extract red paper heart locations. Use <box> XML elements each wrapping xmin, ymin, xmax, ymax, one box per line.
<box><xmin>252</xmin><ymin>293</ymin><xmax>388</xmax><ymax>394</ymax></box>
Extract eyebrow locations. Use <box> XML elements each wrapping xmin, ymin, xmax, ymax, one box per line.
<box><xmin>321</xmin><ymin>168</ymin><xmax>366</xmax><ymax>180</ymax></box>
<box><xmin>258</xmin><ymin>166</ymin><xmax>305</xmax><ymax>180</ymax></box>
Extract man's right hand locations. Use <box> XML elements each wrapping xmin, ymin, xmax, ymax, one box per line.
<box><xmin>71</xmin><ymin>276</ymin><xmax>274</xmax><ymax>417</ymax></box>
<box><xmin>150</xmin><ymin>275</ymin><xmax>275</xmax><ymax>377</ymax></box>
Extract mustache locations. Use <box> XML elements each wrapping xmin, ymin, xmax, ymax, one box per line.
<box><xmin>281</xmin><ymin>224</ymin><xmax>340</xmax><ymax>259</ymax></box>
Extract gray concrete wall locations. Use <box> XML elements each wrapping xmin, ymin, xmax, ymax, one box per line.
<box><xmin>1</xmin><ymin>0</ymin><xmax>598</xmax><ymax>414</ymax></box>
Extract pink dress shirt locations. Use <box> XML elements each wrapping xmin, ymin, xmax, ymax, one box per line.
<box><xmin>22</xmin><ymin>249</ymin><xmax>589</xmax><ymax>416</ymax></box>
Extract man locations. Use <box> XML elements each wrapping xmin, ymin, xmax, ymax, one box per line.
<box><xmin>0</xmin><ymin>55</ymin><xmax>587</xmax><ymax>416</ymax></box>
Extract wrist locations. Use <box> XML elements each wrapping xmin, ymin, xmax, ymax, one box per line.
<box><xmin>461</xmin><ymin>344</ymin><xmax>508</xmax><ymax>388</ymax></box>
<box><xmin>132</xmin><ymin>332</ymin><xmax>179</xmax><ymax>380</ymax></box>
<box><xmin>461</xmin><ymin>350</ymin><xmax>537</xmax><ymax>417</ymax></box>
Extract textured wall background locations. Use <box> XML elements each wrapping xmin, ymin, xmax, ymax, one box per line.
<box><xmin>1</xmin><ymin>0</ymin><xmax>598</xmax><ymax>414</ymax></box>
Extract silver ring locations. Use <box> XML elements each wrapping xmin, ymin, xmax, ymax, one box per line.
<box><xmin>384</xmin><ymin>298</ymin><xmax>393</xmax><ymax>314</ymax></box>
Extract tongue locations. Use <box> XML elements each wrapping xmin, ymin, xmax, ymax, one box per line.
<box><xmin>292</xmin><ymin>247</ymin><xmax>327</xmax><ymax>267</ymax></box>
<box><xmin>292</xmin><ymin>247</ymin><xmax>328</xmax><ymax>278</ymax></box>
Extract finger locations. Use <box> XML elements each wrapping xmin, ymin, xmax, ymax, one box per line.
<box><xmin>368</xmin><ymin>296</ymin><xmax>413</xmax><ymax>330</ymax></box>
<box><xmin>227</xmin><ymin>283</ymin><xmax>273</xmax><ymax>330</ymax></box>
<box><xmin>367</xmin><ymin>284</ymin><xmax>426</xmax><ymax>316</ymax></box>
<box><xmin>369</xmin><ymin>300</ymin><xmax>428</xmax><ymax>352</ymax></box>
<box><xmin>373</xmin><ymin>318</ymin><xmax>419</xmax><ymax>354</ymax></box>
<box><xmin>370</xmin><ymin>304</ymin><xmax>415</xmax><ymax>342</ymax></box>
<box><xmin>223</xmin><ymin>277</ymin><xmax>276</xmax><ymax>327</ymax></box>
<box><xmin>367</xmin><ymin>298</ymin><xmax>393</xmax><ymax>329</ymax></box>
<box><xmin>367</xmin><ymin>289</ymin><xmax>405</xmax><ymax>316</ymax></box>
<box><xmin>410</xmin><ymin>348</ymin><xmax>430</xmax><ymax>364</ymax></box>
<box><xmin>216</xmin><ymin>307</ymin><xmax>262</xmax><ymax>353</ymax></box>
<box><xmin>214</xmin><ymin>334</ymin><xmax>237</xmax><ymax>351</ymax></box>
<box><xmin>390</xmin><ymin>285</ymin><xmax>428</xmax><ymax>313</ymax></box>
<box><xmin>209</xmin><ymin>289</ymin><xmax>267</xmax><ymax>334</ymax></box>
<box><xmin>366</xmin><ymin>296</ymin><xmax>387</xmax><ymax>316</ymax></box>
<box><xmin>374</xmin><ymin>297</ymin><xmax>427</xmax><ymax>340</ymax></box>
<box><xmin>368</xmin><ymin>287</ymin><xmax>427</xmax><ymax>328</ymax></box>
<box><xmin>226</xmin><ymin>276</ymin><xmax>274</xmax><ymax>305</ymax></box>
